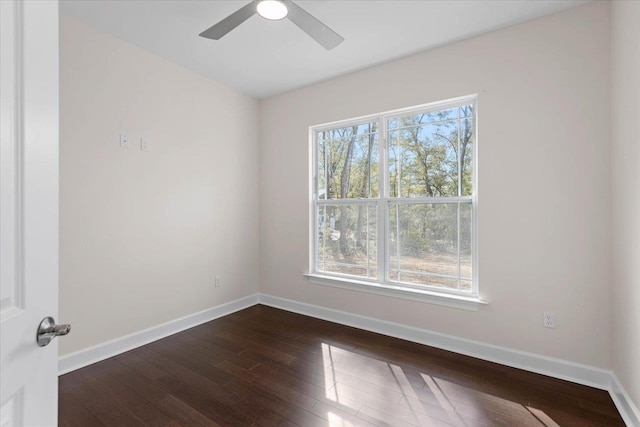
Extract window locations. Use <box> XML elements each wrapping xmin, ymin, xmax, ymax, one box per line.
<box><xmin>310</xmin><ymin>96</ymin><xmax>477</xmax><ymax>301</ymax></box>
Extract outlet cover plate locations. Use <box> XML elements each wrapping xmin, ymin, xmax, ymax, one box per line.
<box><xmin>543</xmin><ymin>312</ymin><xmax>555</xmax><ymax>328</ymax></box>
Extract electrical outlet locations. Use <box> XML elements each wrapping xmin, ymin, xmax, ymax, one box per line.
<box><xmin>214</xmin><ymin>276</ymin><xmax>221</xmax><ymax>288</ymax></box>
<box><xmin>141</xmin><ymin>137</ymin><xmax>151</xmax><ymax>152</ymax></box>
<box><xmin>120</xmin><ymin>134</ymin><xmax>129</xmax><ymax>148</ymax></box>
<box><xmin>543</xmin><ymin>312</ymin><xmax>555</xmax><ymax>328</ymax></box>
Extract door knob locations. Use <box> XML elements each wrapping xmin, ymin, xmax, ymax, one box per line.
<box><xmin>37</xmin><ymin>317</ymin><xmax>71</xmax><ymax>347</ymax></box>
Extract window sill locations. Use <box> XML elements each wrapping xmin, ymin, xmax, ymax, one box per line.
<box><xmin>304</xmin><ymin>273</ymin><xmax>487</xmax><ymax>312</ymax></box>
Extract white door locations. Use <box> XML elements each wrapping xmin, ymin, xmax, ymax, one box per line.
<box><xmin>1</xmin><ymin>0</ymin><xmax>61</xmax><ymax>426</ymax></box>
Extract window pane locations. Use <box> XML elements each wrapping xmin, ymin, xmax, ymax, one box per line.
<box><xmin>388</xmin><ymin>121</ymin><xmax>459</xmax><ymax>198</ymax></box>
<box><xmin>317</xmin><ymin>137</ymin><xmax>326</xmax><ymax>199</ymax></box>
<box><xmin>460</xmin><ymin>202</ymin><xmax>472</xmax><ymax>280</ymax></box>
<box><xmin>316</xmin><ymin>123</ymin><xmax>378</xmax><ymax>199</ymax></box>
<box><xmin>387</xmin><ymin>105</ymin><xmax>474</xmax><ymax>198</ymax></box>
<box><xmin>317</xmin><ymin>204</ymin><xmax>377</xmax><ymax>279</ymax></box>
<box><xmin>389</xmin><ymin>202</ymin><xmax>471</xmax><ymax>291</ymax></box>
<box><xmin>388</xmin><ymin>130</ymin><xmax>400</xmax><ymax>198</ymax></box>
<box><xmin>393</xmin><ymin>273</ymin><xmax>460</xmax><ymax>289</ymax></box>
<box><xmin>460</xmin><ymin>114</ymin><xmax>473</xmax><ymax>196</ymax></box>
<box><xmin>459</xmin><ymin>104</ymin><xmax>473</xmax><ymax>118</ymax></box>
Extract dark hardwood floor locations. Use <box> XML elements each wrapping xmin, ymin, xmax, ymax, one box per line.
<box><xmin>59</xmin><ymin>305</ymin><xmax>625</xmax><ymax>426</ymax></box>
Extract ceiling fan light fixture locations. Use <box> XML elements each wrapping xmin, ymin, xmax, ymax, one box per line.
<box><xmin>256</xmin><ymin>0</ymin><xmax>288</xmax><ymax>20</ymax></box>
<box><xmin>199</xmin><ymin>0</ymin><xmax>344</xmax><ymax>50</ymax></box>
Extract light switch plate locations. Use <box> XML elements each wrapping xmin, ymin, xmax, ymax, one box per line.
<box><xmin>120</xmin><ymin>134</ymin><xmax>128</xmax><ymax>148</ymax></box>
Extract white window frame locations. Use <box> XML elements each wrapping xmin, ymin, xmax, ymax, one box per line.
<box><xmin>307</xmin><ymin>95</ymin><xmax>485</xmax><ymax>311</ymax></box>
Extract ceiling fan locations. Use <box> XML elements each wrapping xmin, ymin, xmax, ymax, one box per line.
<box><xmin>199</xmin><ymin>0</ymin><xmax>344</xmax><ymax>50</ymax></box>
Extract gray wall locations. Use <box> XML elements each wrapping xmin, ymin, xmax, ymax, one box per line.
<box><xmin>60</xmin><ymin>15</ymin><xmax>260</xmax><ymax>355</ymax></box>
<box><xmin>259</xmin><ymin>2</ymin><xmax>612</xmax><ymax>368</ymax></box>
<box><xmin>611</xmin><ymin>0</ymin><xmax>640</xmax><ymax>412</ymax></box>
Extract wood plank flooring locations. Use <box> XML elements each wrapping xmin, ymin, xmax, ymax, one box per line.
<box><xmin>59</xmin><ymin>305</ymin><xmax>625</xmax><ymax>426</ymax></box>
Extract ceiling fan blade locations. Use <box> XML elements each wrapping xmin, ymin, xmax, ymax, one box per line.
<box><xmin>199</xmin><ymin>1</ymin><xmax>257</xmax><ymax>40</ymax></box>
<box><xmin>285</xmin><ymin>0</ymin><xmax>344</xmax><ymax>50</ymax></box>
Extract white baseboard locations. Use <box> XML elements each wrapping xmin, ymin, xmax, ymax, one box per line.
<box><xmin>258</xmin><ymin>293</ymin><xmax>639</xmax><ymax>426</ymax></box>
<box><xmin>57</xmin><ymin>291</ymin><xmax>638</xmax><ymax>426</ymax></box>
<box><xmin>610</xmin><ymin>373</ymin><xmax>640</xmax><ymax>427</ymax></box>
<box><xmin>58</xmin><ymin>293</ymin><xmax>259</xmax><ymax>375</ymax></box>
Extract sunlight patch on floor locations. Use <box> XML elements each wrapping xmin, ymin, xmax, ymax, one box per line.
<box><xmin>422</xmin><ymin>374</ymin><xmax>464</xmax><ymax>425</ymax></box>
<box><xmin>527</xmin><ymin>405</ymin><xmax>560</xmax><ymax>427</ymax></box>
<box><xmin>319</xmin><ymin>342</ymin><xmax>561</xmax><ymax>427</ymax></box>
<box><xmin>321</xmin><ymin>343</ymin><xmax>459</xmax><ymax>425</ymax></box>
<box><xmin>327</xmin><ymin>411</ymin><xmax>360</xmax><ymax>427</ymax></box>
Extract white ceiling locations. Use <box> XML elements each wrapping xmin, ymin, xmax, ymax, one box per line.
<box><xmin>60</xmin><ymin>0</ymin><xmax>590</xmax><ymax>99</ymax></box>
